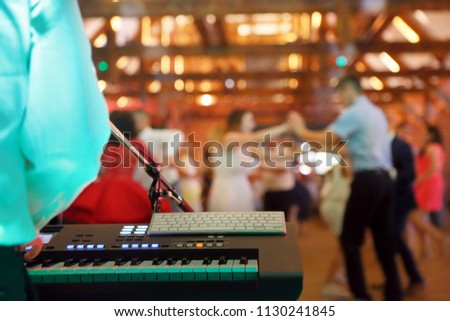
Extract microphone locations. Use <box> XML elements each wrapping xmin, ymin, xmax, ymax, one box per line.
<box><xmin>109</xmin><ymin>121</ymin><xmax>193</xmax><ymax>213</ymax></box>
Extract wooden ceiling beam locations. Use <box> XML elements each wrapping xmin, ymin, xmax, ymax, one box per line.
<box><xmin>79</xmin><ymin>0</ymin><xmax>450</xmax><ymax>18</ymax></box>
<box><xmin>105</xmin><ymin>87</ymin><xmax>434</xmax><ymax>98</ymax></box>
<box><xmin>346</xmin><ymin>11</ymin><xmax>392</xmax><ymax>71</ymax></box>
<box><xmin>361</xmin><ymin>41</ymin><xmax>450</xmax><ymax>53</ymax></box>
<box><xmin>359</xmin><ymin>12</ymin><xmax>393</xmax><ymax>44</ymax></box>
<box><xmin>199</xmin><ymin>17</ymin><xmax>227</xmax><ymax>46</ymax></box>
<box><xmin>92</xmin><ymin>43</ymin><xmax>325</xmax><ymax>59</ymax></box>
<box><xmin>336</xmin><ymin>0</ymin><xmax>353</xmax><ymax>46</ymax></box>
<box><xmin>194</xmin><ymin>18</ymin><xmax>211</xmax><ymax>46</ymax></box>
<box><xmin>109</xmin><ymin>68</ymin><xmax>450</xmax><ymax>82</ymax></box>
<box><xmin>125</xmin><ymin>71</ymin><xmax>310</xmax><ymax>81</ymax></box>
<box><xmin>384</xmin><ymin>0</ymin><xmax>450</xmax><ymax>11</ymax></box>
<box><xmin>109</xmin><ymin>88</ymin><xmax>299</xmax><ymax>97</ymax></box>
<box><xmin>397</xmin><ymin>12</ymin><xmax>432</xmax><ymax>41</ymax></box>
<box><xmin>92</xmin><ymin>41</ymin><xmax>450</xmax><ymax>60</ymax></box>
<box><xmin>79</xmin><ymin>0</ymin><xmax>337</xmax><ymax>18</ymax></box>
<box><xmin>214</xmin><ymin>17</ymin><xmax>228</xmax><ymax>46</ymax></box>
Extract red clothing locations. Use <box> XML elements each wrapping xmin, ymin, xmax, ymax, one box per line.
<box><xmin>414</xmin><ymin>143</ymin><xmax>445</xmax><ymax>212</ymax></box>
<box><xmin>63</xmin><ymin>175</ymin><xmax>152</xmax><ymax>224</ymax></box>
<box><xmin>64</xmin><ymin>139</ymin><xmax>170</xmax><ymax>224</ymax></box>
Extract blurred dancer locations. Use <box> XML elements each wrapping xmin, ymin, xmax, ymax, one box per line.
<box><xmin>208</xmin><ymin>109</ymin><xmax>289</xmax><ymax>211</ymax></box>
<box><xmin>412</xmin><ymin>125</ymin><xmax>449</xmax><ymax>257</ymax></box>
<box><xmin>289</xmin><ymin>75</ymin><xmax>402</xmax><ymax>300</ymax></box>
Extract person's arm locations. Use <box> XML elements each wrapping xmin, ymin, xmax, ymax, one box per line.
<box><xmin>19</xmin><ymin>236</ymin><xmax>43</xmax><ymax>261</ymax></box>
<box><xmin>299</xmin><ymin>128</ymin><xmax>342</xmax><ymax>149</ymax></box>
<box><xmin>26</xmin><ymin>1</ymin><xmax>110</xmax><ymax>231</ymax></box>
<box><xmin>415</xmin><ymin>144</ymin><xmax>441</xmax><ymax>184</ymax></box>
<box><xmin>394</xmin><ymin>140</ymin><xmax>416</xmax><ymax>187</ymax></box>
<box><xmin>288</xmin><ymin>111</ymin><xmax>344</xmax><ymax>150</ymax></box>
<box><xmin>338</xmin><ymin>146</ymin><xmax>353</xmax><ymax>178</ymax></box>
<box><xmin>224</xmin><ymin>123</ymin><xmax>289</xmax><ymax>143</ymax></box>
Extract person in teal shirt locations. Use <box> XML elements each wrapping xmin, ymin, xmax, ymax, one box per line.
<box><xmin>0</xmin><ymin>0</ymin><xmax>110</xmax><ymax>299</ymax></box>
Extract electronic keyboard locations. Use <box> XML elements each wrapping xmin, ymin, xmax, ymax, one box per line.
<box><xmin>26</xmin><ymin>223</ymin><xmax>303</xmax><ymax>300</ymax></box>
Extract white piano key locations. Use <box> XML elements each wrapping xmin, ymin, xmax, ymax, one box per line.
<box><xmin>155</xmin><ymin>261</ymin><xmax>169</xmax><ymax>281</ymax></box>
<box><xmin>114</xmin><ymin>262</ymin><xmax>132</xmax><ymax>281</ymax></box>
<box><xmin>179</xmin><ymin>261</ymin><xmax>195</xmax><ymax>281</ymax></box>
<box><xmin>125</xmin><ymin>261</ymin><xmax>149</xmax><ymax>282</ymax></box>
<box><xmin>245</xmin><ymin>259</ymin><xmax>259</xmax><ymax>280</ymax></box>
<box><xmin>206</xmin><ymin>260</ymin><xmax>220</xmax><ymax>281</ymax></box>
<box><xmin>135</xmin><ymin>261</ymin><xmax>156</xmax><ymax>281</ymax></box>
<box><xmin>192</xmin><ymin>260</ymin><xmax>207</xmax><ymax>281</ymax></box>
<box><xmin>232</xmin><ymin>259</ymin><xmax>246</xmax><ymax>280</ymax></box>
<box><xmin>167</xmin><ymin>261</ymin><xmax>182</xmax><ymax>281</ymax></box>
<box><xmin>218</xmin><ymin>260</ymin><xmax>233</xmax><ymax>280</ymax></box>
<box><xmin>92</xmin><ymin>261</ymin><xmax>118</xmax><ymax>282</ymax></box>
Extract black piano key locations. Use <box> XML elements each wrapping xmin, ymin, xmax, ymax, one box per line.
<box><xmin>78</xmin><ymin>258</ymin><xmax>92</xmax><ymax>267</ymax></box>
<box><xmin>115</xmin><ymin>258</ymin><xmax>128</xmax><ymax>266</ymax></box>
<box><xmin>167</xmin><ymin>258</ymin><xmax>177</xmax><ymax>265</ymax></box>
<box><xmin>93</xmin><ymin>258</ymin><xmax>106</xmax><ymax>266</ymax></box>
<box><xmin>42</xmin><ymin>259</ymin><xmax>57</xmax><ymax>268</ymax></box>
<box><xmin>130</xmin><ymin>257</ymin><xmax>143</xmax><ymax>266</ymax></box>
<box><xmin>25</xmin><ymin>260</ymin><xmax>40</xmax><ymax>268</ymax></box>
<box><xmin>64</xmin><ymin>259</ymin><xmax>77</xmax><ymax>267</ymax></box>
<box><xmin>239</xmin><ymin>256</ymin><xmax>248</xmax><ymax>265</ymax></box>
<box><xmin>218</xmin><ymin>256</ymin><xmax>227</xmax><ymax>265</ymax></box>
<box><xmin>181</xmin><ymin>258</ymin><xmax>191</xmax><ymax>265</ymax></box>
<box><xmin>202</xmin><ymin>257</ymin><xmax>212</xmax><ymax>265</ymax></box>
<box><xmin>152</xmin><ymin>258</ymin><xmax>162</xmax><ymax>265</ymax></box>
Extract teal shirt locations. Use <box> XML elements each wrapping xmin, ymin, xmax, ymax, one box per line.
<box><xmin>0</xmin><ymin>0</ymin><xmax>110</xmax><ymax>245</ymax></box>
<box><xmin>330</xmin><ymin>95</ymin><xmax>392</xmax><ymax>172</ymax></box>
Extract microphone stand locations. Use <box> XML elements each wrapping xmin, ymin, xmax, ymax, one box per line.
<box><xmin>109</xmin><ymin>121</ymin><xmax>194</xmax><ymax>215</ymax></box>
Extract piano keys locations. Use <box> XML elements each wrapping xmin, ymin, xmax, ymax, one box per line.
<box><xmin>26</xmin><ymin>224</ymin><xmax>303</xmax><ymax>300</ymax></box>
<box><xmin>27</xmin><ymin>258</ymin><xmax>258</xmax><ymax>283</ymax></box>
